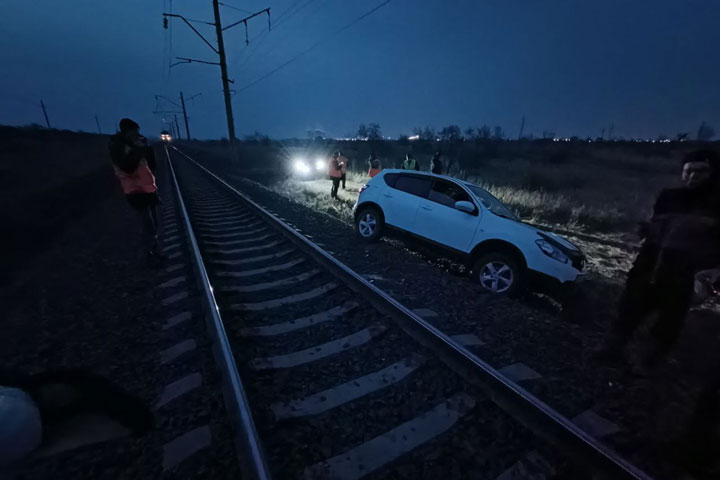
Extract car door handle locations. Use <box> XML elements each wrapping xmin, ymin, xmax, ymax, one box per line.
<box><xmin>383</xmin><ymin>193</ymin><xmax>393</xmax><ymax>198</ymax></box>
<box><xmin>420</xmin><ymin>205</ymin><xmax>432</xmax><ymax>211</ymax></box>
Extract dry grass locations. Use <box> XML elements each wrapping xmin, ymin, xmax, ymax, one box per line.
<box><xmin>189</xmin><ymin>138</ymin><xmax>714</xmax><ymax>278</ymax></box>
<box><xmin>188</xmin><ymin>138</ymin><xmax>690</xmax><ymax>236</ymax></box>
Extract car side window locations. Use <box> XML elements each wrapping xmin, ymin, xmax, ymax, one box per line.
<box><xmin>428</xmin><ymin>180</ymin><xmax>473</xmax><ymax>208</ymax></box>
<box><xmin>393</xmin><ymin>175</ymin><xmax>432</xmax><ymax>198</ymax></box>
<box><xmin>383</xmin><ymin>173</ymin><xmax>399</xmax><ymax>188</ymax></box>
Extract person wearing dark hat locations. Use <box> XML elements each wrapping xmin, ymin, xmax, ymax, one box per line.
<box><xmin>109</xmin><ymin>119</ymin><xmax>162</xmax><ymax>266</ymax></box>
<box><xmin>596</xmin><ymin>150</ymin><xmax>720</xmax><ymax>371</ymax></box>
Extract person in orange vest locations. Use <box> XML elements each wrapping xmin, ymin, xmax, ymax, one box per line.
<box><xmin>109</xmin><ymin>118</ymin><xmax>162</xmax><ymax>266</ymax></box>
<box><xmin>328</xmin><ymin>151</ymin><xmax>343</xmax><ymax>199</ymax></box>
<box><xmin>368</xmin><ymin>151</ymin><xmax>382</xmax><ymax>178</ymax></box>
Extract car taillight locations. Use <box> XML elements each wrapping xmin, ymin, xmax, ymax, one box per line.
<box><xmin>359</xmin><ymin>184</ymin><xmax>369</xmax><ymax>194</ymax></box>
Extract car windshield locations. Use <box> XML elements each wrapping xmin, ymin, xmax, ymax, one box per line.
<box><xmin>464</xmin><ymin>183</ymin><xmax>519</xmax><ymax>221</ymax></box>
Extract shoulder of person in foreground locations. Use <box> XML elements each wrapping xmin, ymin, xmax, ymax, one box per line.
<box><xmin>108</xmin><ymin>134</ymin><xmax>140</xmax><ymax>174</ymax></box>
<box><xmin>652</xmin><ymin>187</ymin><xmax>687</xmax><ymax>216</ymax></box>
<box><xmin>0</xmin><ymin>368</ymin><xmax>153</xmax><ymax>467</ymax></box>
<box><xmin>145</xmin><ymin>144</ymin><xmax>157</xmax><ymax>173</ymax></box>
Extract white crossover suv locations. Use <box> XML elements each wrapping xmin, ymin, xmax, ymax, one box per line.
<box><xmin>353</xmin><ymin>170</ymin><xmax>585</xmax><ymax>295</ymax></box>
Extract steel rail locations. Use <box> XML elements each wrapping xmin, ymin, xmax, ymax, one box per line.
<box><xmin>164</xmin><ymin>146</ymin><xmax>273</xmax><ymax>480</ymax></box>
<box><xmin>169</xmin><ymin>145</ymin><xmax>654</xmax><ymax>480</ymax></box>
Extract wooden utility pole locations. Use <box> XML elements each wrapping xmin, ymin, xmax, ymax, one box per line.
<box><xmin>95</xmin><ymin>115</ymin><xmax>102</xmax><ymax>134</ymax></box>
<box><xmin>180</xmin><ymin>91</ymin><xmax>191</xmax><ymax>140</ymax></box>
<box><xmin>40</xmin><ymin>100</ymin><xmax>51</xmax><ymax>128</ymax></box>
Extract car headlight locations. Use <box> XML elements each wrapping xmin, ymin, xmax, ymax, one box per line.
<box><xmin>293</xmin><ymin>159</ymin><xmax>310</xmax><ymax>175</ymax></box>
<box><xmin>535</xmin><ymin>239</ymin><xmax>569</xmax><ymax>264</ymax></box>
<box><xmin>315</xmin><ymin>159</ymin><xmax>325</xmax><ymax>171</ymax></box>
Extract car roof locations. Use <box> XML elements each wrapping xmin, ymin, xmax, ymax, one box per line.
<box><xmin>379</xmin><ymin>169</ymin><xmax>468</xmax><ymax>185</ymax></box>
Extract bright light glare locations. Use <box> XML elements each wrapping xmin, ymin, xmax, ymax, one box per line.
<box><xmin>293</xmin><ymin>159</ymin><xmax>310</xmax><ymax>174</ymax></box>
<box><xmin>315</xmin><ymin>159</ymin><xmax>324</xmax><ymax>171</ymax></box>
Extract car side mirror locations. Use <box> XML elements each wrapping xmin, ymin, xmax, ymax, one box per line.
<box><xmin>455</xmin><ymin>201</ymin><xmax>475</xmax><ymax>213</ymax></box>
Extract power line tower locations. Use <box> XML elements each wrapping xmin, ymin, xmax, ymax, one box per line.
<box><xmin>154</xmin><ymin>93</ymin><xmax>201</xmax><ymax>140</ymax></box>
<box><xmin>518</xmin><ymin>115</ymin><xmax>526</xmax><ymax>140</ymax></box>
<box><xmin>163</xmin><ymin>3</ymin><xmax>271</xmax><ymax>160</ymax></box>
<box><xmin>40</xmin><ymin>100</ymin><xmax>51</xmax><ymax>128</ymax></box>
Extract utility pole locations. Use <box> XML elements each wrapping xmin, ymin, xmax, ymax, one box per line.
<box><xmin>174</xmin><ymin>114</ymin><xmax>181</xmax><ymax>140</ymax></box>
<box><xmin>163</xmin><ymin>5</ymin><xmax>270</xmax><ymax>161</ymax></box>
<box><xmin>180</xmin><ymin>91</ymin><xmax>191</xmax><ymax>140</ymax></box>
<box><xmin>518</xmin><ymin>115</ymin><xmax>526</xmax><ymax>140</ymax></box>
<box><xmin>40</xmin><ymin>100</ymin><xmax>51</xmax><ymax>128</ymax></box>
<box><xmin>95</xmin><ymin>115</ymin><xmax>102</xmax><ymax>134</ymax></box>
<box><xmin>154</xmin><ymin>92</ymin><xmax>199</xmax><ymax>141</ymax></box>
<box><xmin>212</xmin><ymin>0</ymin><xmax>236</xmax><ymax>155</ymax></box>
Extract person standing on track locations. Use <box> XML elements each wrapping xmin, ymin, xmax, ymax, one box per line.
<box><xmin>328</xmin><ymin>151</ymin><xmax>343</xmax><ymax>199</ymax></box>
<box><xmin>596</xmin><ymin>149</ymin><xmax>720</xmax><ymax>371</ymax></box>
<box><xmin>109</xmin><ymin>118</ymin><xmax>163</xmax><ymax>266</ymax></box>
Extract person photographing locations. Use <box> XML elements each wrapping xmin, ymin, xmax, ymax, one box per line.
<box><xmin>109</xmin><ymin>118</ymin><xmax>163</xmax><ymax>266</ymax></box>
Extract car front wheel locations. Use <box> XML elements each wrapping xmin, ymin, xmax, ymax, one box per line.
<box><xmin>472</xmin><ymin>253</ymin><xmax>522</xmax><ymax>295</ymax></box>
<box><xmin>356</xmin><ymin>207</ymin><xmax>383</xmax><ymax>241</ymax></box>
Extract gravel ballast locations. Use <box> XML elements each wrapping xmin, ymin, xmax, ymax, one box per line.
<box><xmin>1</xmin><ymin>153</ymin><xmax>242</xmax><ymax>479</ymax></box>
<box><xmin>184</xmin><ymin>149</ymin><xmax>720</xmax><ymax>479</ymax></box>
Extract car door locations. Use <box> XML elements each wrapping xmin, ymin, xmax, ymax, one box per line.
<box><xmin>380</xmin><ymin>174</ymin><xmax>432</xmax><ymax>232</ymax></box>
<box><xmin>414</xmin><ymin>179</ymin><xmax>481</xmax><ymax>252</ymax></box>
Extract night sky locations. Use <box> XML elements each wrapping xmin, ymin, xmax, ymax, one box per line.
<box><xmin>2</xmin><ymin>0</ymin><xmax>719</xmax><ymax>139</ymax></box>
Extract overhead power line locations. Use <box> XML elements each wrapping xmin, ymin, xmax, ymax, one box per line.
<box><xmin>163</xmin><ymin>2</ymin><xmax>270</xmax><ymax>159</ymax></box>
<box><xmin>218</xmin><ymin>2</ymin><xmax>254</xmax><ymax>15</ymax></box>
<box><xmin>235</xmin><ymin>0</ymin><xmax>392</xmax><ymax>94</ymax></box>
<box><xmin>234</xmin><ymin>0</ymin><xmax>325</xmax><ymax>69</ymax></box>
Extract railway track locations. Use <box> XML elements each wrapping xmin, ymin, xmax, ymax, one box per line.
<box><xmin>164</xmin><ymin>145</ymin><xmax>652</xmax><ymax>480</ymax></box>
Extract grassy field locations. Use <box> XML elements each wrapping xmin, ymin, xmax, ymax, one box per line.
<box><xmin>0</xmin><ymin>125</ymin><xmax>118</xmax><ymax>287</ymax></box>
<box><xmin>187</xmin><ymin>138</ymin><xmax>695</xmax><ymax>234</ymax></box>
<box><xmin>185</xmin><ymin>138</ymin><xmax>717</xmax><ymax>280</ymax></box>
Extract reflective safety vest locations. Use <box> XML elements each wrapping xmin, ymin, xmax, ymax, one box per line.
<box><xmin>113</xmin><ymin>160</ymin><xmax>157</xmax><ymax>195</ymax></box>
<box><xmin>368</xmin><ymin>167</ymin><xmax>381</xmax><ymax>178</ymax></box>
<box><xmin>328</xmin><ymin>158</ymin><xmax>342</xmax><ymax>178</ymax></box>
<box><xmin>403</xmin><ymin>158</ymin><xmax>417</xmax><ymax>170</ymax></box>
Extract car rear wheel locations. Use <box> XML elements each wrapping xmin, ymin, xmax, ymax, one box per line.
<box><xmin>356</xmin><ymin>207</ymin><xmax>383</xmax><ymax>241</ymax></box>
<box><xmin>472</xmin><ymin>252</ymin><xmax>522</xmax><ymax>295</ymax></box>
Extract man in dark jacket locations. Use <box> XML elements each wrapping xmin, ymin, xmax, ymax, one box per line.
<box><xmin>430</xmin><ymin>151</ymin><xmax>443</xmax><ymax>174</ymax></box>
<box><xmin>109</xmin><ymin>119</ymin><xmax>162</xmax><ymax>265</ymax></box>
<box><xmin>598</xmin><ymin>150</ymin><xmax>720</xmax><ymax>369</ymax></box>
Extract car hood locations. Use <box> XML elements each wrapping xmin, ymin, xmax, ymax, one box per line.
<box><xmin>542</xmin><ymin>230</ymin><xmax>580</xmax><ymax>251</ymax></box>
<box><xmin>499</xmin><ymin>216</ymin><xmax>581</xmax><ymax>252</ymax></box>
